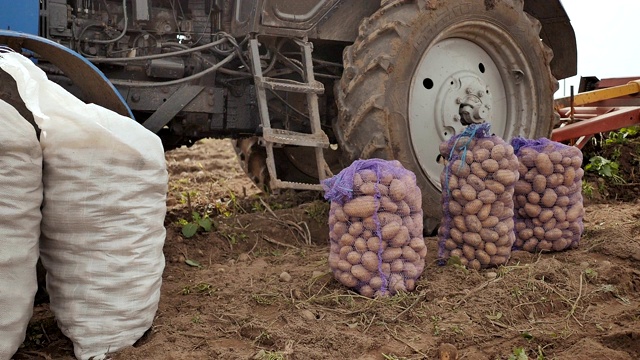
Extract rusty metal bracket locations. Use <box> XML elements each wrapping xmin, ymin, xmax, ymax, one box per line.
<box><xmin>142</xmin><ymin>85</ymin><xmax>205</xmax><ymax>133</ymax></box>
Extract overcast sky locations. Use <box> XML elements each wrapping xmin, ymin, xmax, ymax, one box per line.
<box><xmin>554</xmin><ymin>0</ymin><xmax>640</xmax><ymax>98</ymax></box>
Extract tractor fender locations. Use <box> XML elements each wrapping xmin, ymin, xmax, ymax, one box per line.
<box><xmin>0</xmin><ymin>29</ymin><xmax>133</xmax><ymax>119</ymax></box>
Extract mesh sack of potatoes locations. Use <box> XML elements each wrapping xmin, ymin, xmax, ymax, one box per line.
<box><xmin>510</xmin><ymin>137</ymin><xmax>584</xmax><ymax>252</ymax></box>
<box><xmin>322</xmin><ymin>159</ymin><xmax>426</xmax><ymax>297</ymax></box>
<box><xmin>437</xmin><ymin>123</ymin><xmax>520</xmax><ymax>270</ymax></box>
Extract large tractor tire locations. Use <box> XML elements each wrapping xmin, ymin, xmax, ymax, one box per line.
<box><xmin>335</xmin><ymin>0</ymin><xmax>557</xmax><ymax>232</ymax></box>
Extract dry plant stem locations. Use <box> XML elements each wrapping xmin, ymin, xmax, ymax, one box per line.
<box><xmin>384</xmin><ymin>324</ymin><xmax>427</xmax><ymax>357</ymax></box>
<box><xmin>392</xmin><ymin>291</ymin><xmax>427</xmax><ymax>321</ymax></box>
<box><xmin>454</xmin><ymin>278</ymin><xmax>502</xmax><ymax>308</ymax></box>
<box><xmin>261</xmin><ymin>235</ymin><xmax>299</xmax><ymax>250</ymax></box>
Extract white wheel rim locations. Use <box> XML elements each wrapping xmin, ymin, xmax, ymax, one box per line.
<box><xmin>409</xmin><ymin>21</ymin><xmax>538</xmax><ymax>190</ymax></box>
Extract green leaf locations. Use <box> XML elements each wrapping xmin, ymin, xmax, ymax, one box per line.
<box><xmin>198</xmin><ymin>217</ymin><xmax>212</xmax><ymax>232</ymax></box>
<box><xmin>191</xmin><ymin>211</ymin><xmax>201</xmax><ymax>221</ymax></box>
<box><xmin>185</xmin><ymin>259</ymin><xmax>201</xmax><ymax>268</ymax></box>
<box><xmin>182</xmin><ymin>223</ymin><xmax>199</xmax><ymax>238</ymax></box>
<box><xmin>447</xmin><ymin>256</ymin><xmax>462</xmax><ymax>266</ymax></box>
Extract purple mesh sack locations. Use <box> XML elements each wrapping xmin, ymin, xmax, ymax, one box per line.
<box><xmin>322</xmin><ymin>159</ymin><xmax>426</xmax><ymax>297</ymax></box>
<box><xmin>437</xmin><ymin>123</ymin><xmax>520</xmax><ymax>270</ymax></box>
<box><xmin>511</xmin><ymin>137</ymin><xmax>584</xmax><ymax>252</ymax></box>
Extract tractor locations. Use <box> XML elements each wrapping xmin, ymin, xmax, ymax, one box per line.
<box><xmin>0</xmin><ymin>0</ymin><xmax>577</xmax><ymax>231</ymax></box>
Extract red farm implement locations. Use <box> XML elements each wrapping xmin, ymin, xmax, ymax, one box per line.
<box><xmin>552</xmin><ymin>77</ymin><xmax>640</xmax><ymax>148</ymax></box>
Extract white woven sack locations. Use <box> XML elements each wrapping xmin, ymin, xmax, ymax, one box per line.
<box><xmin>0</xmin><ymin>53</ymin><xmax>168</xmax><ymax>360</ymax></box>
<box><xmin>0</xmin><ymin>99</ymin><xmax>42</xmax><ymax>360</ymax></box>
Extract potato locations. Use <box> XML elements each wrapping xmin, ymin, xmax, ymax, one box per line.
<box><xmin>450</xmin><ymin>248</ymin><xmax>463</xmax><ymax>259</ymax></box>
<box><xmin>540</xmin><ymin>188</ymin><xmax>558</xmax><ymax>207</ymax></box>
<box><xmin>515</xmin><ymin>220</ymin><xmax>527</xmax><ymax>232</ymax></box>
<box><xmin>471</xmin><ymin>162</ymin><xmax>488</xmax><ymax>178</ymax></box>
<box><xmin>339</xmin><ymin>271</ymin><xmax>358</xmax><ymax>287</ymax></box>
<box><xmin>378</xmin><ymin>212</ymin><xmax>402</xmax><ymax>227</ymax></box>
<box><xmin>466</xmin><ymin>174</ymin><xmax>486</xmax><ymax>192</ymax></box>
<box><xmin>527</xmin><ymin>191</ymin><xmax>540</xmax><ymax>205</ymax></box>
<box><xmin>379</xmin><ymin>170</ymin><xmax>394</xmax><ymax>186</ymax></box>
<box><xmin>495</xmin><ymin>245</ymin><xmax>512</xmax><ymax>256</ymax></box>
<box><xmin>485</xmin><ymin>242</ymin><xmax>498</xmax><ymax>256</ymax></box>
<box><xmin>494</xmin><ymin>169</ymin><xmax>517</xmax><ymax>186</ymax></box>
<box><xmin>522</xmin><ymin>238</ymin><xmax>538</xmax><ymax>252</ymax></box>
<box><xmin>389</xmin><ymin>274</ymin><xmax>406</xmax><ymax>292</ymax></box>
<box><xmin>535</xmin><ymin>153</ymin><xmax>554</xmax><ymax>176</ymax></box>
<box><xmin>445</xmin><ymin>238</ymin><xmax>459</xmax><ymax>251</ymax></box>
<box><xmin>542</xmin><ymin>218</ymin><xmax>557</xmax><ymax>232</ymax></box>
<box><xmin>351</xmin><ymin>264</ymin><xmax>372</xmax><ymax>282</ymax></box>
<box><xmin>460</xmin><ymin>184</ymin><xmax>477</xmax><ymax>202</ymax></box>
<box><xmin>450</xmin><ymin>228</ymin><xmax>464</xmax><ymax>244</ymax></box>
<box><xmin>519</xmin><ymin>148</ymin><xmax>537</xmax><ymax>167</ymax></box>
<box><xmin>463</xmin><ymin>199</ymin><xmax>483</xmax><ymax>215</ymax></box>
<box><xmin>533</xmin><ymin>227</ymin><xmax>545</xmax><ymax>239</ymax></box>
<box><xmin>557</xmin><ymin>220</ymin><xmax>570</xmax><ymax>230</ymax></box>
<box><xmin>453</xmin><ymin>215</ymin><xmax>468</xmax><ymax>232</ymax></box>
<box><xmin>484</xmin><ymin>180</ymin><xmax>505</xmax><ymax>195</ymax></box>
<box><xmin>571</xmin><ymin>155</ymin><xmax>583</xmax><ymax>168</ymax></box>
<box><xmin>548</xmin><ymin>151</ymin><xmax>563</xmax><ymax>164</ymax></box>
<box><xmin>390</xmin><ymin>259</ymin><xmax>404</xmax><ymax>272</ymax></box>
<box><xmin>343</xmin><ymin>196</ymin><xmax>377</xmax><ymax>218</ymax></box>
<box><xmin>565</xmin><ymin>204</ymin><xmax>583</xmax><ymax>222</ymax></box>
<box><xmin>402</xmin><ymin>245</ymin><xmax>420</xmax><ymax>262</ymax></box>
<box><xmin>360</xmin><ymin>251</ymin><xmax>379</xmax><ymax>272</ymax></box>
<box><xmin>396</xmin><ymin>200</ymin><xmax>411</xmax><ymax>216</ymax></box>
<box><xmin>477</xmin><ymin>203</ymin><xmax>492</xmax><ymax>221</ymax></box>
<box><xmin>462</xmin><ymin>244</ymin><xmax>476</xmax><ymax>260</ymax></box>
<box><xmin>380</xmin><ymin>196</ymin><xmax>399</xmax><ymax>213</ymax></box>
<box><xmin>537</xmin><ymin>209</ymin><xmax>553</xmax><ymax>223</ymax></box>
<box><xmin>554</xmin><ymin>164</ymin><xmax>565</xmax><ymax>174</ymax></box>
<box><xmin>363</xmin><ymin>216</ymin><xmax>377</xmax><ymax>231</ymax></box>
<box><xmin>465</xmin><ymin>215</ymin><xmax>483</xmax><ymax>233</ymax></box>
<box><xmin>482</xmin><ymin>159</ymin><xmax>500</xmax><ymax>173</ymax></box>
<box><xmin>348</xmin><ymin>222</ymin><xmax>364</xmax><ymax>237</ymax></box>
<box><xmin>490</xmin><ymin>255</ymin><xmax>509</xmax><ymax>265</ymax></box>
<box><xmin>556</xmin><ymin>196</ymin><xmax>570</xmax><ymax>207</ymax></box>
<box><xmin>451</xmin><ymin>160</ymin><xmax>470</xmax><ymax>177</ymax></box>
<box><xmin>496</xmin><ymin>234</ymin><xmax>511</xmax><ymax>247</ymax></box>
<box><xmin>491</xmin><ymin>144</ymin><xmax>506</xmax><ymax>161</ymax></box>
<box><xmin>403</xmin><ymin>262</ymin><xmax>420</xmax><ymax>279</ymax></box>
<box><xmin>359</xmin><ymin>169</ymin><xmax>377</xmax><ymax>183</ymax></box>
<box><xmin>475</xmin><ymin>249</ymin><xmax>491</xmax><ymax>265</ymax></box>
<box><xmin>532</xmin><ymin>175</ymin><xmax>547</xmax><ymax>193</ymax></box>
<box><xmin>358</xmin><ymin>182</ymin><xmax>377</xmax><ymax>196</ymax></box>
<box><xmin>477</xmin><ymin>189</ymin><xmax>497</xmax><ymax>204</ymax></box>
<box><xmin>362</xmin><ymin>229</ymin><xmax>373</xmax><ymax>239</ymax></box>
<box><xmin>552</xmin><ymin>238</ymin><xmax>570</xmax><ymax>252</ymax></box>
<box><xmin>480</xmin><ymin>228</ymin><xmax>499</xmax><ymax>243</ymax></box>
<box><xmin>366</xmin><ymin>237</ymin><xmax>382</xmax><ymax>252</ymax></box>
<box><xmin>481</xmin><ymin>216</ymin><xmax>499</xmax><ymax>228</ymax></box>
<box><xmin>537</xmin><ymin>240</ymin><xmax>553</xmax><ymax>251</ymax></box>
<box><xmin>490</xmin><ymin>201</ymin><xmax>505</xmax><ymax>217</ymax></box>
<box><xmin>337</xmin><ymin>259</ymin><xmax>352</xmax><ymax>272</ymax></box>
<box><xmin>463</xmin><ymin>232</ymin><xmax>483</xmax><ymax>248</ymax></box>
<box><xmin>389</xmin><ymin>179</ymin><xmax>407</xmax><ymax>201</ymax></box>
<box><xmin>347</xmin><ymin>251</ymin><xmax>362</xmax><ymax>265</ymax></box>
<box><xmin>354</xmin><ymin>237</ymin><xmax>368</xmax><ymax>252</ymax></box>
<box><xmin>546</xmin><ymin>173</ymin><xmax>564</xmax><ymax>188</ymax></box>
<box><xmin>389</xmin><ymin>226</ymin><xmax>409</xmax><ymax>247</ymax></box>
<box><xmin>472</xmin><ymin>148</ymin><xmax>490</xmax><ymax>162</ymax></box>
<box><xmin>514</xmin><ymin>180</ymin><xmax>531</xmax><ymax>195</ymax></box>
<box><xmin>381</xmin><ymin>247</ymin><xmax>403</xmax><ymax>261</ymax></box>
<box><xmin>524</xmin><ymin>203</ymin><xmax>541</xmax><ymax>218</ymax></box>
<box><xmin>369</xmin><ymin>276</ymin><xmax>383</xmax><ymax>290</ymax></box>
<box><xmin>468</xmin><ymin>259</ymin><xmax>482</xmax><ymax>271</ymax></box>
<box><xmin>494</xmin><ymin>222</ymin><xmax>510</xmax><ymax>237</ymax></box>
<box><xmin>339</xmin><ymin>233</ymin><xmax>356</xmax><ymax>247</ymax></box>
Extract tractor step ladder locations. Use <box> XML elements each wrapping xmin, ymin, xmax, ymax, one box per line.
<box><xmin>249</xmin><ymin>37</ymin><xmax>332</xmax><ymax>191</ymax></box>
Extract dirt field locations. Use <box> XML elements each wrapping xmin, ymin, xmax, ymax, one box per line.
<box><xmin>14</xmin><ymin>139</ymin><xmax>640</xmax><ymax>360</ymax></box>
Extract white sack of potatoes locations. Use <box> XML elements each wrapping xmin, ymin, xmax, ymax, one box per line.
<box><xmin>0</xmin><ymin>52</ymin><xmax>168</xmax><ymax>360</ymax></box>
<box><xmin>0</xmin><ymin>98</ymin><xmax>42</xmax><ymax>360</ymax></box>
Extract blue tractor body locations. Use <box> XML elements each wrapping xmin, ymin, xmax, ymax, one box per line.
<box><xmin>0</xmin><ymin>0</ymin><xmax>39</xmax><ymax>34</ymax></box>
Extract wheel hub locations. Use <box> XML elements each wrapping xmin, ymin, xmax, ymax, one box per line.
<box><xmin>409</xmin><ymin>35</ymin><xmax>513</xmax><ymax>190</ymax></box>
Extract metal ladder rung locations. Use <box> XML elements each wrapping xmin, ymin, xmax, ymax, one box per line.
<box><xmin>259</xmin><ymin>77</ymin><xmax>325</xmax><ymax>94</ymax></box>
<box><xmin>263</xmin><ymin>128</ymin><xmax>329</xmax><ymax>147</ymax></box>
<box><xmin>271</xmin><ymin>179</ymin><xmax>323</xmax><ymax>191</ymax></box>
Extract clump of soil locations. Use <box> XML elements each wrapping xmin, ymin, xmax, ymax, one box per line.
<box><xmin>13</xmin><ymin>139</ymin><xmax>640</xmax><ymax>360</ymax></box>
